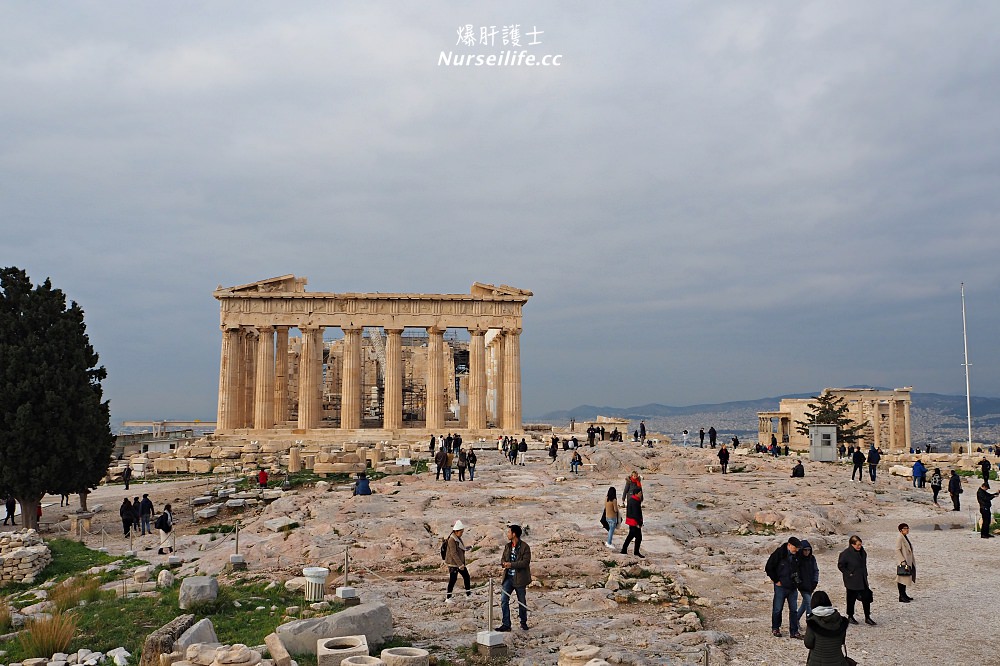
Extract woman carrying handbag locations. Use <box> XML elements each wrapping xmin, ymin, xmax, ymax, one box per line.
<box><xmin>895</xmin><ymin>523</ymin><xmax>916</xmax><ymax>602</ymax></box>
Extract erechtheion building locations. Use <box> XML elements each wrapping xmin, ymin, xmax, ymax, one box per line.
<box><xmin>213</xmin><ymin>276</ymin><xmax>532</xmax><ymax>438</ymax></box>
<box><xmin>758</xmin><ymin>387</ymin><xmax>912</xmax><ymax>452</ymax></box>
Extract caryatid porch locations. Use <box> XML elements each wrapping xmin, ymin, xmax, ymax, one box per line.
<box><xmin>214</xmin><ymin>276</ymin><xmax>532</xmax><ymax>435</ymax></box>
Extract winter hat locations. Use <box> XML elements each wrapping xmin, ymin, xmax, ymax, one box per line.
<box><xmin>787</xmin><ymin>537</ymin><xmax>802</xmax><ymax>548</ymax></box>
<box><xmin>452</xmin><ymin>520</ymin><xmax>465</xmax><ymax>531</ymax></box>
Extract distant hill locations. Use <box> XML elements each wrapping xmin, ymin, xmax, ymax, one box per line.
<box><xmin>532</xmin><ymin>390</ymin><xmax>1000</xmax><ymax>423</ymax></box>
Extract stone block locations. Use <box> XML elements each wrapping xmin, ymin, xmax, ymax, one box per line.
<box><xmin>379</xmin><ymin>647</ymin><xmax>429</xmax><ymax>666</ymax></box>
<box><xmin>158</xmin><ymin>569</ymin><xmax>175</xmax><ymax>588</ymax></box>
<box><xmin>196</xmin><ymin>506</ymin><xmax>221</xmax><ymax>520</ymax></box>
<box><xmin>188</xmin><ymin>459</ymin><xmax>213</xmax><ymax>474</ymax></box>
<box><xmin>316</xmin><ymin>636</ymin><xmax>368</xmax><ymax>666</ymax></box>
<box><xmin>192</xmin><ymin>496</ymin><xmax>215</xmax><ymax>506</ymax></box>
<box><xmin>558</xmin><ymin>645</ymin><xmax>601</xmax><ymax>666</ymax></box>
<box><xmin>176</xmin><ymin>618</ymin><xmax>219</xmax><ymax>652</ymax></box>
<box><xmin>264</xmin><ymin>517</ymin><xmax>295</xmax><ymax>532</ymax></box>
<box><xmin>210</xmin><ymin>644</ymin><xmax>261</xmax><ymax>666</ymax></box>
<box><xmin>264</xmin><ymin>633</ymin><xmax>293</xmax><ymax>666</ymax></box>
<box><xmin>139</xmin><ymin>614</ymin><xmax>196</xmax><ymax>666</ymax></box>
<box><xmin>178</xmin><ymin>576</ymin><xmax>219</xmax><ymax>610</ymax></box>
<box><xmin>276</xmin><ymin>603</ymin><xmax>392</xmax><ymax>655</ymax></box>
<box><xmin>154</xmin><ymin>458</ymin><xmax>189</xmax><ymax>473</ymax></box>
<box><xmin>226</xmin><ymin>499</ymin><xmax>247</xmax><ymax>509</ymax></box>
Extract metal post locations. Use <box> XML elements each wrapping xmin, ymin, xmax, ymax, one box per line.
<box><xmin>488</xmin><ymin>577</ymin><xmax>494</xmax><ymax>630</ymax></box>
<box><xmin>129</xmin><ymin>529</ymin><xmax>134</xmax><ymax>553</ymax></box>
<box><xmin>102</xmin><ymin>528</ymin><xmax>106</xmax><ymax>550</ymax></box>
<box><xmin>235</xmin><ymin>521</ymin><xmax>240</xmax><ymax>555</ymax></box>
<box><xmin>344</xmin><ymin>546</ymin><xmax>350</xmax><ymax>587</ymax></box>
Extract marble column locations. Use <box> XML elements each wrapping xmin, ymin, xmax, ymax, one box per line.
<box><xmin>217</xmin><ymin>328</ymin><xmax>241</xmax><ymax>430</ymax></box>
<box><xmin>341</xmin><ymin>325</ymin><xmax>362</xmax><ymax>430</ymax></box>
<box><xmin>241</xmin><ymin>329</ymin><xmax>257</xmax><ymax>428</ymax></box>
<box><xmin>426</xmin><ymin>326</ymin><xmax>445</xmax><ymax>430</ymax></box>
<box><xmin>297</xmin><ymin>327</ymin><xmax>320</xmax><ymax>430</ymax></box>
<box><xmin>871</xmin><ymin>401</ymin><xmax>880</xmax><ymax>450</ymax></box>
<box><xmin>889</xmin><ymin>399</ymin><xmax>897</xmax><ymax>450</ymax></box>
<box><xmin>501</xmin><ymin>327</ymin><xmax>522</xmax><ymax>432</ymax></box>
<box><xmin>253</xmin><ymin>326</ymin><xmax>275</xmax><ymax>430</ymax></box>
<box><xmin>274</xmin><ymin>326</ymin><xmax>289</xmax><ymax>425</ymax></box>
<box><xmin>903</xmin><ymin>399</ymin><xmax>912</xmax><ymax>452</ymax></box>
<box><xmin>384</xmin><ymin>328</ymin><xmax>403</xmax><ymax>430</ymax></box>
<box><xmin>494</xmin><ymin>333</ymin><xmax>505</xmax><ymax>427</ymax></box>
<box><xmin>468</xmin><ymin>327</ymin><xmax>487</xmax><ymax>430</ymax></box>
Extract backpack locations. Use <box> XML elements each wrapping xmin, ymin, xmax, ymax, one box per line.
<box><xmin>440</xmin><ymin>537</ymin><xmax>448</xmax><ymax>560</ymax></box>
<box><xmin>154</xmin><ymin>513</ymin><xmax>169</xmax><ymax>532</ymax></box>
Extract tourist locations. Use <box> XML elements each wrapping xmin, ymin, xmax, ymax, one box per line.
<box><xmin>838</xmin><ymin>535</ymin><xmax>875</xmax><ymax>625</ymax></box>
<box><xmin>620</xmin><ymin>489</ymin><xmax>644</xmax><ymax>558</ymax></box>
<box><xmin>895</xmin><ymin>523</ymin><xmax>915</xmax><ymax>601</ymax></box>
<box><xmin>496</xmin><ymin>524</ymin><xmax>531</xmax><ymax>632</ymax></box>
<box><xmin>444</xmin><ymin>520</ymin><xmax>471</xmax><ymax>603</ymax></box>
<box><xmin>732</xmin><ymin>435</ymin><xmax>740</xmax><ymax>449</ymax></box>
<box><xmin>156</xmin><ymin>503</ymin><xmax>174</xmax><ymax>555</ymax></box>
<box><xmin>718</xmin><ymin>444</ymin><xmax>730</xmax><ymax>474</ymax></box>
<box><xmin>2</xmin><ymin>495</ymin><xmax>15</xmax><ymax>526</ymax></box>
<box><xmin>639</xmin><ymin>420</ymin><xmax>646</xmax><ymax>444</ymax></box>
<box><xmin>977</xmin><ymin>481</ymin><xmax>998</xmax><ymax>538</ymax></box>
<box><xmin>119</xmin><ymin>498</ymin><xmax>134</xmax><ymax>537</ymax></box>
<box><xmin>912</xmin><ymin>459</ymin><xmax>927</xmax><ymax>488</ymax></box>
<box><xmin>851</xmin><ymin>448</ymin><xmax>866</xmax><ymax>482</ymax></box>
<box><xmin>445</xmin><ymin>449</ymin><xmax>454</xmax><ymax>480</ymax></box>
<box><xmin>708</xmin><ymin>426</ymin><xmax>717</xmax><ymax>448</ymax></box>
<box><xmin>622</xmin><ymin>471</ymin><xmax>641</xmax><ymax>505</ymax></box>
<box><xmin>517</xmin><ymin>438</ymin><xmax>527</xmax><ymax>466</ymax></box>
<box><xmin>930</xmin><ymin>468</ymin><xmax>943</xmax><ymax>505</ymax></box>
<box><xmin>457</xmin><ymin>448</ymin><xmax>468</xmax><ymax>481</ymax></box>
<box><xmin>131</xmin><ymin>496</ymin><xmax>142</xmax><ymax>534</ymax></box>
<box><xmin>257</xmin><ymin>468</ymin><xmax>268</xmax><ymax>489</ymax></box>
<box><xmin>633</xmin><ymin>429</ymin><xmax>639</xmax><ymax>442</ymax></box>
<box><xmin>353</xmin><ymin>472</ymin><xmax>371</xmax><ymax>496</ymax></box>
<box><xmin>682</xmin><ymin>429</ymin><xmax>689</xmax><ymax>446</ymax></box>
<box><xmin>839</xmin><ymin>443</ymin><xmax>847</xmax><ymax>459</ymax></box>
<box><xmin>508</xmin><ymin>442</ymin><xmax>518</xmax><ymax>465</ymax></box>
<box><xmin>979</xmin><ymin>456</ymin><xmax>992</xmax><ymax>482</ymax></box>
<box><xmin>445</xmin><ymin>433</ymin><xmax>453</xmax><ymax>452</ymax></box>
<box><xmin>453</xmin><ymin>433</ymin><xmax>463</xmax><ymax>452</ymax></box>
<box><xmin>139</xmin><ymin>493</ymin><xmax>155</xmax><ymax>536</ymax></box>
<box><xmin>60</xmin><ymin>492</ymin><xmax>70</xmax><ymax>507</ymax></box>
<box><xmin>699</xmin><ymin>428</ymin><xmax>705</xmax><ymax>447</ymax></box>
<box><xmin>548</xmin><ymin>439</ymin><xmax>558</xmax><ymax>464</ymax></box>
<box><xmin>429</xmin><ymin>434</ymin><xmax>436</xmax><ymax>454</ymax></box>
<box><xmin>868</xmin><ymin>445</ymin><xmax>881</xmax><ymax>482</ymax></box>
<box><xmin>570</xmin><ymin>450</ymin><xmax>582</xmax><ymax>474</ymax></box>
<box><xmin>948</xmin><ymin>470</ymin><xmax>963</xmax><ymax>511</ymax></box>
<box><xmin>123</xmin><ymin>465</ymin><xmax>132</xmax><ymax>490</ymax></box>
<box><xmin>803</xmin><ymin>590</ymin><xmax>850</xmax><ymax>663</ymax></box>
<box><xmin>791</xmin><ymin>460</ymin><xmax>805</xmax><ymax>478</ymax></box>
<box><xmin>795</xmin><ymin>540</ymin><xmax>819</xmax><ymax>626</ymax></box>
<box><xmin>434</xmin><ymin>447</ymin><xmax>447</xmax><ymax>481</ymax></box>
<box><xmin>783</xmin><ymin>444</ymin><xmax>790</xmax><ymax>457</ymax></box>
<box><xmin>771</xmin><ymin>433</ymin><xmax>778</xmax><ymax>451</ymax></box>
<box><xmin>765</xmin><ymin>536</ymin><xmax>802</xmax><ymax>638</ymax></box>
<box><xmin>603</xmin><ymin>487</ymin><xmax>620</xmax><ymax>549</ymax></box>
<box><xmin>467</xmin><ymin>449</ymin><xmax>477</xmax><ymax>481</ymax></box>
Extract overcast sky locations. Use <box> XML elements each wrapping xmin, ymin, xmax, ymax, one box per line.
<box><xmin>3</xmin><ymin>2</ymin><xmax>999</xmax><ymax>426</ymax></box>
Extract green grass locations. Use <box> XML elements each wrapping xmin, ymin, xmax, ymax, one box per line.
<box><xmin>1</xmin><ymin>539</ymin><xmax>118</xmax><ymax>592</ymax></box>
<box><xmin>198</xmin><ymin>524</ymin><xmax>236</xmax><ymax>535</ymax></box>
<box><xmin>956</xmin><ymin>469</ymin><xmax>997</xmax><ymax>480</ymax></box>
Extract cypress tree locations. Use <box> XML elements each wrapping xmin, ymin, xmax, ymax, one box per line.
<box><xmin>0</xmin><ymin>267</ymin><xmax>114</xmax><ymax>529</ymax></box>
<box><xmin>794</xmin><ymin>392</ymin><xmax>866</xmax><ymax>446</ymax></box>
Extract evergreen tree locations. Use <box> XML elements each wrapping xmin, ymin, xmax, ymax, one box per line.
<box><xmin>794</xmin><ymin>392</ymin><xmax>866</xmax><ymax>446</ymax></box>
<box><xmin>0</xmin><ymin>267</ymin><xmax>114</xmax><ymax>529</ymax></box>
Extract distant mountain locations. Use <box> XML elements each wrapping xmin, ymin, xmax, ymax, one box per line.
<box><xmin>532</xmin><ymin>391</ymin><xmax>1000</xmax><ymax>423</ymax></box>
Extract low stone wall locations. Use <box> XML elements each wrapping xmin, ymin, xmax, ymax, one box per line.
<box><xmin>0</xmin><ymin>529</ymin><xmax>52</xmax><ymax>585</ymax></box>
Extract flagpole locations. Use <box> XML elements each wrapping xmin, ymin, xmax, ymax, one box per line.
<box><xmin>961</xmin><ymin>283</ymin><xmax>973</xmax><ymax>456</ymax></box>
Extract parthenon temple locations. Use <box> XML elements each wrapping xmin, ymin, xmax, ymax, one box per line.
<box><xmin>757</xmin><ymin>387</ymin><xmax>913</xmax><ymax>451</ymax></box>
<box><xmin>214</xmin><ymin>275</ymin><xmax>532</xmax><ymax>438</ymax></box>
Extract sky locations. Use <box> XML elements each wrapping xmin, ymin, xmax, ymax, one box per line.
<box><xmin>3</xmin><ymin>2</ymin><xmax>999</xmax><ymax>426</ymax></box>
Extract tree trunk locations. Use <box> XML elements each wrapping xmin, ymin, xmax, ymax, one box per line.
<box><xmin>17</xmin><ymin>496</ymin><xmax>40</xmax><ymax>531</ymax></box>
<box><xmin>78</xmin><ymin>490</ymin><xmax>89</xmax><ymax>512</ymax></box>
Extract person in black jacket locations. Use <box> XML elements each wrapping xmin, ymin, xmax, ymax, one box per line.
<box><xmin>948</xmin><ymin>470</ymin><xmax>963</xmax><ymax>511</ymax></box>
<box><xmin>718</xmin><ymin>445</ymin><xmax>730</xmax><ymax>474</ymax></box>
<box><xmin>803</xmin><ymin>590</ymin><xmax>850</xmax><ymax>666</ymax></box>
<box><xmin>837</xmin><ymin>535</ymin><xmax>875</xmax><ymax>625</ymax></box>
<box><xmin>764</xmin><ymin>536</ymin><xmax>802</xmax><ymax>638</ymax></box>
<box><xmin>119</xmin><ymin>498</ymin><xmax>133</xmax><ymax>537</ymax></box>
<box><xmin>867</xmin><ymin>446</ymin><xmax>881</xmax><ymax>482</ymax></box>
<box><xmin>791</xmin><ymin>460</ymin><xmax>805</xmax><ymax>478</ymax></box>
<box><xmin>851</xmin><ymin>449</ymin><xmax>866</xmax><ymax>481</ymax></box>
<box><xmin>795</xmin><ymin>540</ymin><xmax>820</xmax><ymax>627</ymax></box>
<box><xmin>977</xmin><ymin>482</ymin><xmax>998</xmax><ymax>538</ymax></box>
<box><xmin>620</xmin><ymin>489</ymin><xmax>645</xmax><ymax>558</ymax></box>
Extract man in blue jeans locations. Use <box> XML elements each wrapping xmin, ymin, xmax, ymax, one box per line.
<box><xmin>495</xmin><ymin>524</ymin><xmax>532</xmax><ymax>632</ymax></box>
<box><xmin>764</xmin><ymin>536</ymin><xmax>801</xmax><ymax>638</ymax></box>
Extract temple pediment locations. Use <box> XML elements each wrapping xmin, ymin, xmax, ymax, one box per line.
<box><xmin>471</xmin><ymin>282</ymin><xmax>533</xmax><ymax>298</ymax></box>
<box><xmin>215</xmin><ymin>275</ymin><xmax>307</xmax><ymax>295</ymax></box>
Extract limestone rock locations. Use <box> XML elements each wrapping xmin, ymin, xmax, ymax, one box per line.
<box><xmin>276</xmin><ymin>602</ymin><xmax>392</xmax><ymax>655</ymax></box>
<box><xmin>178</xmin><ymin>576</ymin><xmax>219</xmax><ymax>610</ymax></box>
<box><xmin>176</xmin><ymin>618</ymin><xmax>220</xmax><ymax>651</ymax></box>
<box><xmin>158</xmin><ymin>569</ymin><xmax>175</xmax><ymax>588</ymax></box>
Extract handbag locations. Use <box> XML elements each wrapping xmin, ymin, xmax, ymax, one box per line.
<box><xmin>600</xmin><ymin>511</ymin><xmax>609</xmax><ymax>530</ymax></box>
<box><xmin>844</xmin><ymin>642</ymin><xmax>859</xmax><ymax>666</ymax></box>
<box><xmin>896</xmin><ymin>562</ymin><xmax>912</xmax><ymax>576</ymax></box>
<box><xmin>859</xmin><ymin>588</ymin><xmax>873</xmax><ymax>604</ymax></box>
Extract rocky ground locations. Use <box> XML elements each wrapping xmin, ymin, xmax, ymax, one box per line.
<box><xmin>26</xmin><ymin>442</ymin><xmax>998</xmax><ymax>665</ymax></box>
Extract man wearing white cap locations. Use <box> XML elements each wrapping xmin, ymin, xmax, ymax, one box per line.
<box><xmin>445</xmin><ymin>519</ymin><xmax>471</xmax><ymax>603</ymax></box>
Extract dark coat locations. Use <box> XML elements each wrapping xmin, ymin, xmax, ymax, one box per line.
<box><xmin>796</xmin><ymin>541</ymin><xmax>819</xmax><ymax>592</ymax></box>
<box><xmin>804</xmin><ymin>610</ymin><xmax>849</xmax><ymax>666</ymax></box>
<box><xmin>949</xmin><ymin>473</ymin><xmax>963</xmax><ymax>494</ymax></box>
<box><xmin>625</xmin><ymin>493</ymin><xmax>643</xmax><ymax>527</ymax></box>
<box><xmin>852</xmin><ymin>450</ymin><xmax>866</xmax><ymax>466</ymax></box>
<box><xmin>764</xmin><ymin>543</ymin><xmax>797</xmax><ymax>587</ymax></box>
<box><xmin>718</xmin><ymin>448</ymin><xmax>730</xmax><ymax>464</ymax></box>
<box><xmin>837</xmin><ymin>545</ymin><xmax>869</xmax><ymax>591</ymax></box>
<box><xmin>868</xmin><ymin>449</ymin><xmax>881</xmax><ymax>465</ymax></box>
<box><xmin>501</xmin><ymin>540</ymin><xmax>532</xmax><ymax>588</ymax></box>
<box><xmin>119</xmin><ymin>500</ymin><xmax>132</xmax><ymax>520</ymax></box>
<box><xmin>977</xmin><ymin>487</ymin><xmax>998</xmax><ymax>511</ymax></box>
<box><xmin>140</xmin><ymin>497</ymin><xmax>155</xmax><ymax>517</ymax></box>
<box><xmin>434</xmin><ymin>449</ymin><xmax>448</xmax><ymax>468</ymax></box>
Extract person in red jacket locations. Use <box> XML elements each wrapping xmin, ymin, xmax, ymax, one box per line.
<box><xmin>257</xmin><ymin>468</ymin><xmax>269</xmax><ymax>489</ymax></box>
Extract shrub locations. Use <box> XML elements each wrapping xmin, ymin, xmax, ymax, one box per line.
<box><xmin>0</xmin><ymin>600</ymin><xmax>11</xmax><ymax>633</ymax></box>
<box><xmin>48</xmin><ymin>578</ymin><xmax>83</xmax><ymax>612</ymax></box>
<box><xmin>18</xmin><ymin>611</ymin><xmax>77</xmax><ymax>657</ymax></box>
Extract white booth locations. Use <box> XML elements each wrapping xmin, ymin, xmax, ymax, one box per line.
<box><xmin>809</xmin><ymin>424</ymin><xmax>838</xmax><ymax>462</ymax></box>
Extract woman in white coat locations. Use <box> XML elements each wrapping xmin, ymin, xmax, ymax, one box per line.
<box><xmin>895</xmin><ymin>523</ymin><xmax>915</xmax><ymax>602</ymax></box>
